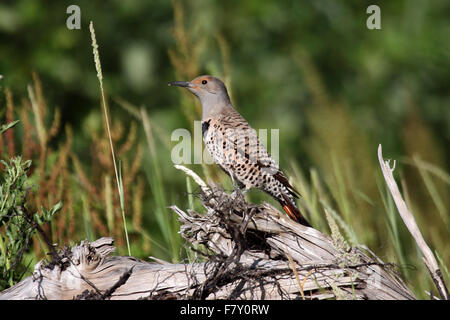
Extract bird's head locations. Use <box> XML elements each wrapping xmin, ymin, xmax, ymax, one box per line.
<box><xmin>168</xmin><ymin>75</ymin><xmax>231</xmax><ymax>113</ymax></box>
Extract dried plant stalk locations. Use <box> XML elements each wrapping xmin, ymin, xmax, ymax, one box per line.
<box><xmin>378</xmin><ymin>144</ymin><xmax>448</xmax><ymax>300</ymax></box>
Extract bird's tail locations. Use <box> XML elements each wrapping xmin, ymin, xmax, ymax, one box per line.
<box><xmin>279</xmin><ymin>192</ymin><xmax>311</xmax><ymax>227</ymax></box>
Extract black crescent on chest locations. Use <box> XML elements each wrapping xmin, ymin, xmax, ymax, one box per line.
<box><xmin>202</xmin><ymin>120</ymin><xmax>211</xmax><ymax>139</ymax></box>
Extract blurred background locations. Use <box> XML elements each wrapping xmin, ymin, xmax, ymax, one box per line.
<box><xmin>0</xmin><ymin>0</ymin><xmax>448</xmax><ymax>298</ymax></box>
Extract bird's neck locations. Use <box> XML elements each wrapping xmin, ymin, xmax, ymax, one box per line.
<box><xmin>201</xmin><ymin>100</ymin><xmax>234</xmax><ymax>121</ymax></box>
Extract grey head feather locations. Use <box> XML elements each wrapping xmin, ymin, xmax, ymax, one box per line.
<box><xmin>169</xmin><ymin>75</ymin><xmax>234</xmax><ymax>120</ymax></box>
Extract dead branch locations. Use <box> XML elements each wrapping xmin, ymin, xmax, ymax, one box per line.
<box><xmin>378</xmin><ymin>144</ymin><xmax>449</xmax><ymax>300</ymax></box>
<box><xmin>0</xmin><ymin>165</ymin><xmax>416</xmax><ymax>300</ymax></box>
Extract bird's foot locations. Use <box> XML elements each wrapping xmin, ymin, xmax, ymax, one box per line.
<box><xmin>230</xmin><ymin>187</ymin><xmax>248</xmax><ymax>200</ymax></box>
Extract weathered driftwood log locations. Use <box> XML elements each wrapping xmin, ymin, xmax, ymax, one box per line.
<box><xmin>0</xmin><ymin>166</ymin><xmax>415</xmax><ymax>300</ymax></box>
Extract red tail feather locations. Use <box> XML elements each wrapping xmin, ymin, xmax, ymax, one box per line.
<box><xmin>281</xmin><ymin>203</ymin><xmax>311</xmax><ymax>227</ymax></box>
<box><xmin>279</xmin><ymin>191</ymin><xmax>311</xmax><ymax>227</ymax></box>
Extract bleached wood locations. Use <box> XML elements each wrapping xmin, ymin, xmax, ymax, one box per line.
<box><xmin>0</xmin><ymin>165</ymin><xmax>416</xmax><ymax>300</ymax></box>
<box><xmin>377</xmin><ymin>144</ymin><xmax>448</xmax><ymax>300</ymax></box>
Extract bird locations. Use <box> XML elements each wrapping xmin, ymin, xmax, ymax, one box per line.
<box><xmin>168</xmin><ymin>75</ymin><xmax>311</xmax><ymax>227</ymax></box>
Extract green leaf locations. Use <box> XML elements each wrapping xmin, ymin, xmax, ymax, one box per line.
<box><xmin>0</xmin><ymin>120</ymin><xmax>20</xmax><ymax>134</ymax></box>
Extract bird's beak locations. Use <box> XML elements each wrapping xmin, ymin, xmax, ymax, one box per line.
<box><xmin>168</xmin><ymin>81</ymin><xmax>193</xmax><ymax>88</ymax></box>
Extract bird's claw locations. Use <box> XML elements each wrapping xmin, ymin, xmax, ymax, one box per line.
<box><xmin>230</xmin><ymin>187</ymin><xmax>248</xmax><ymax>200</ymax></box>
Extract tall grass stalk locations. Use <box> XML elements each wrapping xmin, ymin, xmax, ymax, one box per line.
<box><xmin>116</xmin><ymin>98</ymin><xmax>181</xmax><ymax>260</ymax></box>
<box><xmin>140</xmin><ymin>106</ymin><xmax>179</xmax><ymax>260</ymax></box>
<box><xmin>104</xmin><ymin>175</ymin><xmax>114</xmax><ymax>233</ymax></box>
<box><xmin>27</xmin><ymin>85</ymin><xmax>46</xmax><ymax>149</ymax></box>
<box><xmin>330</xmin><ymin>153</ymin><xmax>351</xmax><ymax>223</ymax></box>
<box><xmin>412</xmin><ymin>155</ymin><xmax>449</xmax><ymax>229</ymax></box>
<box><xmin>435</xmin><ymin>251</ymin><xmax>449</xmax><ymax>282</ymax></box>
<box><xmin>376</xmin><ymin>176</ymin><xmax>408</xmax><ymax>274</ymax></box>
<box><xmin>89</xmin><ymin>21</ymin><xmax>131</xmax><ymax>256</ymax></box>
<box><xmin>289</xmin><ymin>165</ymin><xmax>315</xmax><ymax>227</ymax></box>
<box><xmin>186</xmin><ymin>176</ymin><xmax>194</xmax><ymax>211</ymax></box>
<box><xmin>81</xmin><ymin>194</ymin><xmax>93</xmax><ymax>241</ymax></box>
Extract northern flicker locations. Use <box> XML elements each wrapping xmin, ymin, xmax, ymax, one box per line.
<box><xmin>169</xmin><ymin>75</ymin><xmax>311</xmax><ymax>227</ymax></box>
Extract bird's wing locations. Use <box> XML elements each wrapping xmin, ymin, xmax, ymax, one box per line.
<box><xmin>218</xmin><ymin>109</ymin><xmax>301</xmax><ymax>198</ymax></box>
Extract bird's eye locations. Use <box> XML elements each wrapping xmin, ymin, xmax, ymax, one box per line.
<box><xmin>202</xmin><ymin>80</ymin><xmax>207</xmax><ymax>85</ymax></box>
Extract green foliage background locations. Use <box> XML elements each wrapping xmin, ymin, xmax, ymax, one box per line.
<box><xmin>0</xmin><ymin>0</ymin><xmax>448</xmax><ymax>298</ymax></box>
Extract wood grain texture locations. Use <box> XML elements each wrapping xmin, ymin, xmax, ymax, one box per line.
<box><xmin>0</xmin><ymin>166</ymin><xmax>416</xmax><ymax>300</ymax></box>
